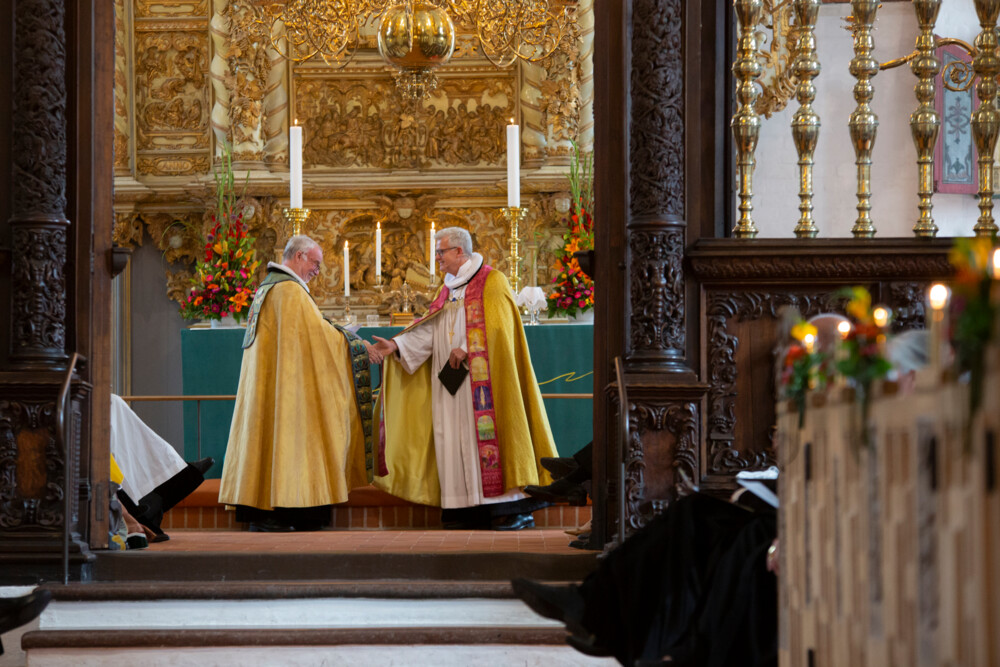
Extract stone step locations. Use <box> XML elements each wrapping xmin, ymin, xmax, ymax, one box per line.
<box><xmin>94</xmin><ymin>549</ymin><xmax>597</xmax><ymax>582</ymax></box>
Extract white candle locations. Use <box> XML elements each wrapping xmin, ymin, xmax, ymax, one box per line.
<box><xmin>343</xmin><ymin>240</ymin><xmax>350</xmax><ymax>298</ymax></box>
<box><xmin>290</xmin><ymin>124</ymin><xmax>303</xmax><ymax>209</ymax></box>
<box><xmin>375</xmin><ymin>221</ymin><xmax>382</xmax><ymax>278</ymax></box>
<box><xmin>506</xmin><ymin>120</ymin><xmax>520</xmax><ymax>208</ymax></box>
<box><xmin>927</xmin><ymin>283</ymin><xmax>950</xmax><ymax>372</ymax></box>
<box><xmin>429</xmin><ymin>222</ymin><xmax>436</xmax><ymax>276</ymax></box>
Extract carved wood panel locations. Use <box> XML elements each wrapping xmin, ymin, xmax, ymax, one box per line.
<box><xmin>627</xmin><ymin>224</ymin><xmax>686</xmax><ymax>366</ymax></box>
<box><xmin>629</xmin><ymin>0</ymin><xmax>684</xmax><ymax>218</ymax></box>
<box><xmin>0</xmin><ymin>400</ymin><xmax>63</xmax><ymax>530</ymax></box>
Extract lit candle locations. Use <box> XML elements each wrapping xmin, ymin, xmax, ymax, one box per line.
<box><xmin>429</xmin><ymin>222</ymin><xmax>436</xmax><ymax>276</ymax></box>
<box><xmin>837</xmin><ymin>320</ymin><xmax>852</xmax><ymax>339</ymax></box>
<box><xmin>927</xmin><ymin>283</ymin><xmax>950</xmax><ymax>372</ymax></box>
<box><xmin>992</xmin><ymin>248</ymin><xmax>1000</xmax><ymax>280</ymax></box>
<box><xmin>343</xmin><ymin>240</ymin><xmax>350</xmax><ymax>298</ymax></box>
<box><xmin>506</xmin><ymin>119</ymin><xmax>520</xmax><ymax>208</ymax></box>
<box><xmin>375</xmin><ymin>221</ymin><xmax>382</xmax><ymax>279</ymax></box>
<box><xmin>803</xmin><ymin>333</ymin><xmax>815</xmax><ymax>354</ymax></box>
<box><xmin>872</xmin><ymin>306</ymin><xmax>890</xmax><ymax>329</ymax></box>
<box><xmin>290</xmin><ymin>123</ymin><xmax>303</xmax><ymax>210</ymax></box>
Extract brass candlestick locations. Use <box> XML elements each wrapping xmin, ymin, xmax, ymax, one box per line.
<box><xmin>971</xmin><ymin>0</ymin><xmax>1000</xmax><ymax>238</ymax></box>
<box><xmin>502</xmin><ymin>206</ymin><xmax>527</xmax><ymax>293</ymax></box>
<box><xmin>283</xmin><ymin>207</ymin><xmax>311</xmax><ymax>236</ymax></box>
<box><xmin>791</xmin><ymin>0</ymin><xmax>821</xmax><ymax>239</ymax></box>
<box><xmin>909</xmin><ymin>0</ymin><xmax>942</xmax><ymax>238</ymax></box>
<box><xmin>848</xmin><ymin>0</ymin><xmax>880</xmax><ymax>239</ymax></box>
<box><xmin>731</xmin><ymin>0</ymin><xmax>763</xmax><ymax>239</ymax></box>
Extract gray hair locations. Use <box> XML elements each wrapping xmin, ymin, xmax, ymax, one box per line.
<box><xmin>283</xmin><ymin>235</ymin><xmax>319</xmax><ymax>262</ymax></box>
<box><xmin>435</xmin><ymin>226</ymin><xmax>473</xmax><ymax>257</ymax></box>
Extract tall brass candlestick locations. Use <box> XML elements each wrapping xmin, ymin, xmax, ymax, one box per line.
<box><xmin>282</xmin><ymin>207</ymin><xmax>311</xmax><ymax>236</ymax></box>
<box><xmin>971</xmin><ymin>0</ymin><xmax>1000</xmax><ymax>238</ymax></box>
<box><xmin>848</xmin><ymin>0</ymin><xmax>880</xmax><ymax>238</ymax></box>
<box><xmin>502</xmin><ymin>206</ymin><xmax>526</xmax><ymax>293</ymax></box>
<box><xmin>792</xmin><ymin>0</ymin><xmax>821</xmax><ymax>239</ymax></box>
<box><xmin>731</xmin><ymin>0</ymin><xmax>763</xmax><ymax>239</ymax></box>
<box><xmin>909</xmin><ymin>0</ymin><xmax>942</xmax><ymax>238</ymax></box>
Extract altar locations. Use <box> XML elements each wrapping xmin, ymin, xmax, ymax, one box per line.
<box><xmin>180</xmin><ymin>324</ymin><xmax>594</xmax><ymax>477</ymax></box>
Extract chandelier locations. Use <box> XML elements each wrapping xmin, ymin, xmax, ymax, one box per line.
<box><xmin>251</xmin><ymin>0</ymin><xmax>572</xmax><ymax>99</ymax></box>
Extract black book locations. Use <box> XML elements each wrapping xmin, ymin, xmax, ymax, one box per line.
<box><xmin>438</xmin><ymin>362</ymin><xmax>469</xmax><ymax>395</ymax></box>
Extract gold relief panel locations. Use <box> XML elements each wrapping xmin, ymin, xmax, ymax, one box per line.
<box><xmin>137</xmin><ymin>154</ymin><xmax>211</xmax><ymax>176</ymax></box>
<box><xmin>134</xmin><ymin>31</ymin><xmax>210</xmax><ymax>152</ymax></box>
<box><xmin>294</xmin><ymin>76</ymin><xmax>515</xmax><ymax>170</ymax></box>
<box><xmin>135</xmin><ymin>0</ymin><xmax>209</xmax><ymax>19</ymax></box>
<box><xmin>113</xmin><ymin>212</ymin><xmax>144</xmax><ymax>248</ymax></box>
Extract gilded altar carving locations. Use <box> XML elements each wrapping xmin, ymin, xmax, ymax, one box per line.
<box><xmin>113</xmin><ymin>212</ymin><xmax>143</xmax><ymax>248</ymax></box>
<box><xmin>134</xmin><ymin>30</ymin><xmax>210</xmax><ymax>158</ymax></box>
<box><xmin>114</xmin><ymin>0</ymin><xmax>130</xmax><ymax>171</ymax></box>
<box><xmin>755</xmin><ymin>0</ymin><xmax>798</xmax><ymax>119</ymax></box>
<box><xmin>295</xmin><ymin>77</ymin><xmax>514</xmax><ymax>170</ymax></box>
<box><xmin>136</xmin><ymin>155</ymin><xmax>212</xmax><ymax>176</ymax></box>
<box><xmin>135</xmin><ymin>0</ymin><xmax>210</xmax><ymax>19</ymax></box>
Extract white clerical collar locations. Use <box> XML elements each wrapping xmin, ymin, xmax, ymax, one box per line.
<box><xmin>268</xmin><ymin>261</ymin><xmax>311</xmax><ymax>294</ymax></box>
<box><xmin>444</xmin><ymin>252</ymin><xmax>484</xmax><ymax>291</ymax></box>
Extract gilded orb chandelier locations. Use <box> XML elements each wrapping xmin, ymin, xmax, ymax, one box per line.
<box><xmin>251</xmin><ymin>0</ymin><xmax>572</xmax><ymax>100</ymax></box>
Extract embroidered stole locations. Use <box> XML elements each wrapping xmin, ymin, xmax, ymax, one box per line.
<box><xmin>380</xmin><ymin>265</ymin><xmax>503</xmax><ymax>497</ymax></box>
<box><xmin>244</xmin><ymin>269</ymin><xmax>374</xmax><ymax>477</ymax></box>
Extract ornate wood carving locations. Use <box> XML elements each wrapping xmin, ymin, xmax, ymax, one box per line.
<box><xmin>623</xmin><ymin>398</ymin><xmax>700</xmax><ymax>533</ymax></box>
<box><xmin>10</xmin><ymin>226</ymin><xmax>68</xmax><ymax>365</ymax></box>
<box><xmin>629</xmin><ymin>0</ymin><xmax>684</xmax><ymax>218</ymax></box>
<box><xmin>627</xmin><ymin>224</ymin><xmax>687</xmax><ymax>369</ymax></box>
<box><xmin>0</xmin><ymin>400</ymin><xmax>63</xmax><ymax>530</ymax></box>
<box><xmin>888</xmin><ymin>281</ymin><xmax>929</xmax><ymax>333</ymax></box>
<box><xmin>114</xmin><ymin>0</ymin><xmax>131</xmax><ymax>172</ymax></box>
<box><xmin>12</xmin><ymin>0</ymin><xmax>68</xmax><ymax>218</ymax></box>
<box><xmin>689</xmin><ymin>251</ymin><xmax>953</xmax><ymax>282</ymax></box>
<box><xmin>705</xmin><ymin>290</ymin><xmax>838</xmax><ymax>475</ymax></box>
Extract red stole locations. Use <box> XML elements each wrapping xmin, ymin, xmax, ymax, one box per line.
<box><xmin>379</xmin><ymin>264</ymin><xmax>504</xmax><ymax>498</ymax></box>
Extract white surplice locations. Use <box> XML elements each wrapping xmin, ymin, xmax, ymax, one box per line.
<box><xmin>394</xmin><ymin>253</ymin><xmax>527</xmax><ymax>509</ymax></box>
<box><xmin>109</xmin><ymin>394</ymin><xmax>187</xmax><ymax>502</ymax></box>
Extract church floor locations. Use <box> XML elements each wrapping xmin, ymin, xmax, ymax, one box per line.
<box><xmin>147</xmin><ymin>528</ymin><xmax>586</xmax><ymax>554</ymax></box>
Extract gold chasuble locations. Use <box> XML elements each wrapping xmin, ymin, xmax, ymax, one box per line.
<box><xmin>374</xmin><ymin>267</ymin><xmax>556</xmax><ymax>507</ymax></box>
<box><xmin>219</xmin><ymin>276</ymin><xmax>370</xmax><ymax>511</ymax></box>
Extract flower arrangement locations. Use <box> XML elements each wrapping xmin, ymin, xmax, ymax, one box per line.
<box><xmin>780</xmin><ymin>318</ymin><xmax>828</xmax><ymax>427</ymax></box>
<box><xmin>548</xmin><ymin>142</ymin><xmax>595</xmax><ymax>319</ymax></box>
<box><xmin>835</xmin><ymin>286</ymin><xmax>893</xmax><ymax>445</ymax></box>
<box><xmin>179</xmin><ymin>147</ymin><xmax>260</xmax><ymax>323</ymax></box>
<box><xmin>947</xmin><ymin>236</ymin><xmax>998</xmax><ymax>436</ymax></box>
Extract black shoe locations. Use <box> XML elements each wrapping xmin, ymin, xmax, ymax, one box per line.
<box><xmin>540</xmin><ymin>456</ymin><xmax>578</xmax><ymax>480</ymax></box>
<box><xmin>510</xmin><ymin>578</ymin><xmax>588</xmax><ymax>636</ymax></box>
<box><xmin>248</xmin><ymin>519</ymin><xmax>296</xmax><ymax>532</ymax></box>
<box><xmin>569</xmin><ymin>536</ymin><xmax>599</xmax><ymax>551</ymax></box>
<box><xmin>190</xmin><ymin>457</ymin><xmax>215</xmax><ymax>476</ymax></box>
<box><xmin>493</xmin><ymin>512</ymin><xmax>535</xmax><ymax>531</ymax></box>
<box><xmin>525</xmin><ymin>477</ymin><xmax>588</xmax><ymax>506</ymax></box>
<box><xmin>0</xmin><ymin>590</ymin><xmax>52</xmax><ymax>635</ymax></box>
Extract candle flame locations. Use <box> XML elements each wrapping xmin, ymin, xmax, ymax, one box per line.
<box><xmin>928</xmin><ymin>283</ymin><xmax>949</xmax><ymax>310</ymax></box>
<box><xmin>872</xmin><ymin>306</ymin><xmax>890</xmax><ymax>329</ymax></box>
<box><xmin>509</xmin><ymin>117</ymin><xmax>515</xmax><ymax>124</ymax></box>
<box><xmin>993</xmin><ymin>248</ymin><xmax>1000</xmax><ymax>281</ymax></box>
<box><xmin>803</xmin><ymin>333</ymin><xmax>815</xmax><ymax>353</ymax></box>
<box><xmin>377</xmin><ymin>220</ymin><xmax>381</xmax><ymax>231</ymax></box>
<box><xmin>837</xmin><ymin>320</ymin><xmax>851</xmax><ymax>339</ymax></box>
<box><xmin>344</xmin><ymin>240</ymin><xmax>349</xmax><ymax>249</ymax></box>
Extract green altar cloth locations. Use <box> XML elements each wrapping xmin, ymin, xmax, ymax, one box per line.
<box><xmin>181</xmin><ymin>324</ymin><xmax>593</xmax><ymax>478</ymax></box>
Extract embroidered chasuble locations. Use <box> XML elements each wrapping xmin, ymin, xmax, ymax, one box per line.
<box><xmin>219</xmin><ymin>267</ymin><xmax>372</xmax><ymax>511</ymax></box>
<box><xmin>374</xmin><ymin>256</ymin><xmax>557</xmax><ymax>508</ymax></box>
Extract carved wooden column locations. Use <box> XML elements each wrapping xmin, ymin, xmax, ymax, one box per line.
<box><xmin>618</xmin><ymin>0</ymin><xmax>708</xmax><ymax>534</ymax></box>
<box><xmin>0</xmin><ymin>0</ymin><xmax>95</xmax><ymax>581</ymax></box>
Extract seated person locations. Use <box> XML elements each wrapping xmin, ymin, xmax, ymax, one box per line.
<box><xmin>110</xmin><ymin>394</ymin><xmax>214</xmax><ymax>541</ymax></box>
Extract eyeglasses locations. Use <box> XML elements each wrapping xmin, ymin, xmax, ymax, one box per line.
<box><xmin>434</xmin><ymin>246</ymin><xmax>460</xmax><ymax>257</ymax></box>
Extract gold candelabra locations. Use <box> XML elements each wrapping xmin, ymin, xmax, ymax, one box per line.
<box><xmin>848</xmin><ymin>0</ymin><xmax>880</xmax><ymax>239</ymax></box>
<box><xmin>283</xmin><ymin>207</ymin><xmax>311</xmax><ymax>236</ymax></box>
<box><xmin>971</xmin><ymin>0</ymin><xmax>1000</xmax><ymax>238</ymax></box>
<box><xmin>731</xmin><ymin>0</ymin><xmax>763</xmax><ymax>239</ymax></box>
<box><xmin>502</xmin><ymin>206</ymin><xmax>527</xmax><ymax>294</ymax></box>
<box><xmin>908</xmin><ymin>0</ymin><xmax>942</xmax><ymax>238</ymax></box>
<box><xmin>791</xmin><ymin>0</ymin><xmax>821</xmax><ymax>239</ymax></box>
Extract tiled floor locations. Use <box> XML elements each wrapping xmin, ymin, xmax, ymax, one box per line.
<box><xmin>150</xmin><ymin>529</ymin><xmax>588</xmax><ymax>554</ymax></box>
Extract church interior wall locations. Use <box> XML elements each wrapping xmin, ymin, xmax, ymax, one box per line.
<box><xmin>752</xmin><ymin>0</ymin><xmax>980</xmax><ymax>238</ymax></box>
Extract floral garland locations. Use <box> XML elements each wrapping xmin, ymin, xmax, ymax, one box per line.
<box><xmin>835</xmin><ymin>286</ymin><xmax>892</xmax><ymax>447</ymax></box>
<box><xmin>780</xmin><ymin>319</ymin><xmax>830</xmax><ymax>427</ymax></box>
<box><xmin>548</xmin><ymin>143</ymin><xmax>594</xmax><ymax>318</ymax></box>
<box><xmin>179</xmin><ymin>146</ymin><xmax>260</xmax><ymax>323</ymax></box>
